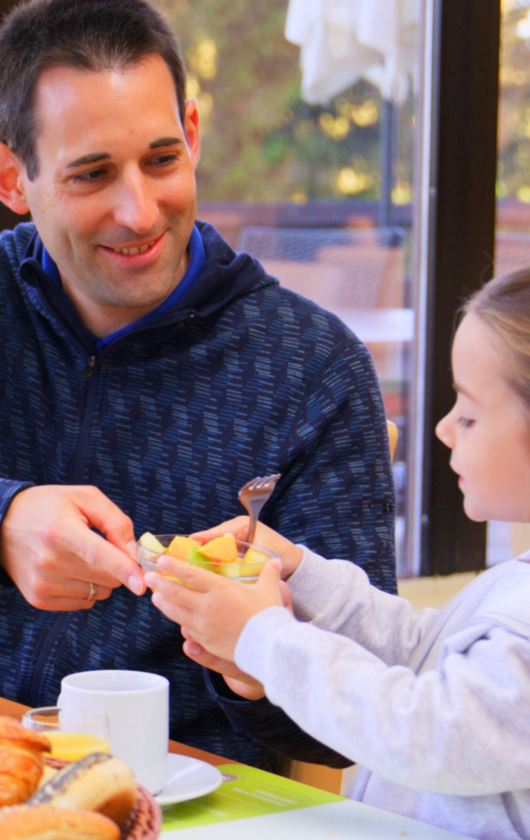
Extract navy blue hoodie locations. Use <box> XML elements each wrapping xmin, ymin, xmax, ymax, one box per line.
<box><xmin>0</xmin><ymin>220</ymin><xmax>396</xmax><ymax>769</ymax></box>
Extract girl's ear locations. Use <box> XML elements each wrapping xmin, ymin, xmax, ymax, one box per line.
<box><xmin>0</xmin><ymin>143</ymin><xmax>30</xmax><ymax>215</ymax></box>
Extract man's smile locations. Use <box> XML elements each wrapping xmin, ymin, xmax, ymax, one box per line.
<box><xmin>100</xmin><ymin>231</ymin><xmax>165</xmax><ymax>255</ymax></box>
<box><xmin>98</xmin><ymin>231</ymin><xmax>168</xmax><ymax>266</ymax></box>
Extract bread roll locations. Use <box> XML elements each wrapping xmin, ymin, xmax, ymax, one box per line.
<box><xmin>0</xmin><ymin>717</ymin><xmax>51</xmax><ymax>806</ymax></box>
<box><xmin>0</xmin><ymin>806</ymin><xmax>120</xmax><ymax>839</ymax></box>
<box><xmin>28</xmin><ymin>752</ymin><xmax>137</xmax><ymax>830</ymax></box>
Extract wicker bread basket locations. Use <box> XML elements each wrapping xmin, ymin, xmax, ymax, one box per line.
<box><xmin>45</xmin><ymin>757</ymin><xmax>162</xmax><ymax>839</ymax></box>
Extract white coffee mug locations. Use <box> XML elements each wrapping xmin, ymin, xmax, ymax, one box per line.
<box><xmin>58</xmin><ymin>670</ymin><xmax>169</xmax><ymax>794</ymax></box>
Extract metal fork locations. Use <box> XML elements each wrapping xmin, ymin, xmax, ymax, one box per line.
<box><xmin>238</xmin><ymin>473</ymin><xmax>282</xmax><ymax>543</ymax></box>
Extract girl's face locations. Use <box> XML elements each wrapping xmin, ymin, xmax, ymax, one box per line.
<box><xmin>436</xmin><ymin>313</ymin><xmax>530</xmax><ymax>522</ymax></box>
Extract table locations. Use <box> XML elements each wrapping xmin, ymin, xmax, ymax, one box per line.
<box><xmin>0</xmin><ymin>696</ymin><xmax>233</xmax><ymax>769</ymax></box>
<box><xmin>0</xmin><ymin>697</ymin><xmax>471</xmax><ymax>840</ymax></box>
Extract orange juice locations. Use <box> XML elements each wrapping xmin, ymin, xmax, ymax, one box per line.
<box><xmin>47</xmin><ymin>731</ymin><xmax>110</xmax><ymax>761</ymax></box>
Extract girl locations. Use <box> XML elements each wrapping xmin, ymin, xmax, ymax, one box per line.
<box><xmin>145</xmin><ymin>268</ymin><xmax>530</xmax><ymax>840</ymax></box>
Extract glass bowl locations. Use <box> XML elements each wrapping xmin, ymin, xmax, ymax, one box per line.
<box><xmin>137</xmin><ymin>535</ymin><xmax>278</xmax><ymax>584</ymax></box>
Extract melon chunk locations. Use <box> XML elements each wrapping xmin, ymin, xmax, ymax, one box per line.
<box><xmin>216</xmin><ymin>562</ymin><xmax>245</xmax><ymax>579</ymax></box>
<box><xmin>165</xmin><ymin>535</ymin><xmax>200</xmax><ymax>559</ymax></box>
<box><xmin>138</xmin><ymin>532</ymin><xmax>165</xmax><ymax>554</ymax></box>
<box><xmin>200</xmin><ymin>534</ymin><xmax>238</xmax><ymax>563</ymax></box>
<box><xmin>187</xmin><ymin>544</ymin><xmax>211</xmax><ymax>569</ymax></box>
<box><xmin>242</xmin><ymin>547</ymin><xmax>269</xmax><ymax>565</ymax></box>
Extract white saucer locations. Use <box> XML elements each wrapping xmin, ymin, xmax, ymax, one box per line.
<box><xmin>155</xmin><ymin>752</ymin><xmax>224</xmax><ymax>807</ymax></box>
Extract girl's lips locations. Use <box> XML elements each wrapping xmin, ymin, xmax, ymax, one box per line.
<box><xmin>99</xmin><ymin>231</ymin><xmax>166</xmax><ymax>267</ymax></box>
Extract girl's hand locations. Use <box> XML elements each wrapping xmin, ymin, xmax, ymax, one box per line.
<box><xmin>179</xmin><ymin>583</ymin><xmax>294</xmax><ymax>702</ymax></box>
<box><xmin>181</xmin><ymin>628</ymin><xmax>265</xmax><ymax>701</ymax></box>
<box><xmin>145</xmin><ymin>555</ymin><xmax>285</xmax><ymax>662</ymax></box>
<box><xmin>191</xmin><ymin>517</ymin><xmax>303</xmax><ymax>579</ymax></box>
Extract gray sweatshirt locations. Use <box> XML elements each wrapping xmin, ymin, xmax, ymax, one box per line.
<box><xmin>235</xmin><ymin>549</ymin><xmax>530</xmax><ymax>840</ymax></box>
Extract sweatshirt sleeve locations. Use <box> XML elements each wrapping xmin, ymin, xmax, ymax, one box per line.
<box><xmin>203</xmin><ymin>669</ymin><xmax>351</xmax><ymax>768</ymax></box>
<box><xmin>235</xmin><ymin>608</ymin><xmax>530</xmax><ymax>796</ymax></box>
<box><xmin>288</xmin><ymin>547</ymin><xmax>441</xmax><ymax>665</ymax></box>
<box><xmin>204</xmin><ymin>550</ymin><xmax>438</xmax><ymax>769</ymax></box>
<box><xmin>266</xmin><ymin>336</ymin><xmax>397</xmax><ymax>596</ymax></box>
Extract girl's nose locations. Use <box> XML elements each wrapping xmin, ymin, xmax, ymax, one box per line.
<box><xmin>435</xmin><ymin>410</ymin><xmax>454</xmax><ymax>450</ymax></box>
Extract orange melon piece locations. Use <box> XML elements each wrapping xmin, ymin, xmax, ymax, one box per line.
<box><xmin>200</xmin><ymin>534</ymin><xmax>238</xmax><ymax>563</ymax></box>
<box><xmin>165</xmin><ymin>535</ymin><xmax>200</xmax><ymax>559</ymax></box>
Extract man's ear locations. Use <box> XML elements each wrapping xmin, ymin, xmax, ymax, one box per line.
<box><xmin>0</xmin><ymin>143</ymin><xmax>30</xmax><ymax>215</ymax></box>
<box><xmin>183</xmin><ymin>99</ymin><xmax>201</xmax><ymax>169</ymax></box>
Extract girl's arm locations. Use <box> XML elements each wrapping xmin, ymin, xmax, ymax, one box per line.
<box><xmin>146</xmin><ymin>553</ymin><xmax>530</xmax><ymax>794</ymax></box>
<box><xmin>190</xmin><ymin>517</ymin><xmax>441</xmax><ymax>665</ymax></box>
<box><xmin>286</xmin><ymin>547</ymin><xmax>441</xmax><ymax>666</ymax></box>
<box><xmin>235</xmin><ymin>607</ymin><xmax>530</xmax><ymax>795</ymax></box>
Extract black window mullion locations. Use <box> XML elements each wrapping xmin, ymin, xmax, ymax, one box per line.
<box><xmin>422</xmin><ymin>0</ymin><xmax>501</xmax><ymax>575</ymax></box>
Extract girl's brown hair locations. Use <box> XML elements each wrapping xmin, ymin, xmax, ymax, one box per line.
<box><xmin>464</xmin><ymin>267</ymin><xmax>530</xmax><ymax>408</ymax></box>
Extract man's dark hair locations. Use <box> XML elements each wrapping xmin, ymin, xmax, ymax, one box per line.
<box><xmin>0</xmin><ymin>0</ymin><xmax>187</xmax><ymax>180</ymax></box>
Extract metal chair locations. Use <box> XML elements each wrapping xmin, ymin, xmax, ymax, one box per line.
<box><xmin>238</xmin><ymin>225</ymin><xmax>407</xmax><ymax>312</ymax></box>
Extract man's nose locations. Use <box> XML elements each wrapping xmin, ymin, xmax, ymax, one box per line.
<box><xmin>111</xmin><ymin>172</ymin><xmax>158</xmax><ymax>234</ymax></box>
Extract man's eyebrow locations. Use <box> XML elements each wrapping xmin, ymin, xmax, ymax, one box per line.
<box><xmin>66</xmin><ymin>138</ymin><xmax>182</xmax><ymax>169</ymax></box>
<box><xmin>149</xmin><ymin>137</ymin><xmax>183</xmax><ymax>149</ymax></box>
<box><xmin>66</xmin><ymin>152</ymin><xmax>110</xmax><ymax>169</ymax></box>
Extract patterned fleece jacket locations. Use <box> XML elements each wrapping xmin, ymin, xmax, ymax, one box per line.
<box><xmin>0</xmin><ymin>220</ymin><xmax>396</xmax><ymax>770</ymax></box>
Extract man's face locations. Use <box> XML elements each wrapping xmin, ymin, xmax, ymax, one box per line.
<box><xmin>16</xmin><ymin>54</ymin><xmax>200</xmax><ymax>335</ymax></box>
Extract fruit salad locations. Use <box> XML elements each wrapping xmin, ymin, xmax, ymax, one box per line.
<box><xmin>137</xmin><ymin>533</ymin><xmax>277</xmax><ymax>583</ymax></box>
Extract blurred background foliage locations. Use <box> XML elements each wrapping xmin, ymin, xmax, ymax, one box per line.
<box><xmin>152</xmin><ymin>0</ymin><xmax>530</xmax><ymax>217</ymax></box>
<box><xmin>152</xmin><ymin>0</ymin><xmax>415</xmax><ymax>205</ymax></box>
<box><xmin>499</xmin><ymin>0</ymin><xmax>530</xmax><ymax>206</ymax></box>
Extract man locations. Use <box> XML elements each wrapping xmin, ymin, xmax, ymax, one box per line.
<box><xmin>0</xmin><ymin>0</ymin><xmax>396</xmax><ymax>770</ymax></box>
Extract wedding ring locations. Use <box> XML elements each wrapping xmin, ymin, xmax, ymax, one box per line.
<box><xmin>86</xmin><ymin>582</ymin><xmax>98</xmax><ymax>601</ymax></box>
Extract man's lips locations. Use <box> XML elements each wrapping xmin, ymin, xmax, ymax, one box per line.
<box><xmin>99</xmin><ymin>231</ymin><xmax>165</xmax><ymax>256</ymax></box>
<box><xmin>98</xmin><ymin>231</ymin><xmax>166</xmax><ymax>266</ymax></box>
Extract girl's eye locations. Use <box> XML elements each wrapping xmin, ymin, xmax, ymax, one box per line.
<box><xmin>457</xmin><ymin>417</ymin><xmax>475</xmax><ymax>428</ymax></box>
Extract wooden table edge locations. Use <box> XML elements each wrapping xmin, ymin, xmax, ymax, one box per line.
<box><xmin>0</xmin><ymin>696</ymin><xmax>234</xmax><ymax>767</ymax></box>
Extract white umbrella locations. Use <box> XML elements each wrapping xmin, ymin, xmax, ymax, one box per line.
<box><xmin>285</xmin><ymin>0</ymin><xmax>420</xmax><ymax>105</ymax></box>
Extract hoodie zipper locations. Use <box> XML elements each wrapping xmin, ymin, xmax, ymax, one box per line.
<box><xmin>26</xmin><ymin>314</ymin><xmax>195</xmax><ymax>705</ymax></box>
<box><xmin>28</xmin><ymin>352</ymin><xmax>101</xmax><ymax>706</ymax></box>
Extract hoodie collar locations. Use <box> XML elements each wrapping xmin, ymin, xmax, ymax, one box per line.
<box><xmin>29</xmin><ymin>225</ymin><xmax>205</xmax><ymax>351</ymax></box>
<box><xmin>18</xmin><ymin>220</ymin><xmax>278</xmax><ymax>345</ymax></box>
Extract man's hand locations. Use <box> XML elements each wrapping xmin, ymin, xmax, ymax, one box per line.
<box><xmin>0</xmin><ymin>485</ymin><xmax>145</xmax><ymax>610</ymax></box>
<box><xmin>145</xmin><ymin>555</ymin><xmax>286</xmax><ymax>663</ymax></box>
<box><xmin>192</xmin><ymin>517</ymin><xmax>304</xmax><ymax>579</ymax></box>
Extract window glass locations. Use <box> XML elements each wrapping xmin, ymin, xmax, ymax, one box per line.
<box><xmin>490</xmin><ymin>0</ymin><xmax>530</xmax><ymax>565</ymax></box>
<box><xmin>153</xmin><ymin>0</ymin><xmax>424</xmax><ymax>576</ymax></box>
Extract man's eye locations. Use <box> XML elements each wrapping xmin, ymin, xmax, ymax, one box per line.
<box><xmin>72</xmin><ymin>168</ymin><xmax>107</xmax><ymax>183</ymax></box>
<box><xmin>457</xmin><ymin>417</ymin><xmax>475</xmax><ymax>428</ymax></box>
<box><xmin>149</xmin><ymin>154</ymin><xmax>178</xmax><ymax>166</ymax></box>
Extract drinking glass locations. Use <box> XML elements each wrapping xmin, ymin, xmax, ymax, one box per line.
<box><xmin>22</xmin><ymin>706</ymin><xmax>110</xmax><ymax>762</ymax></box>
